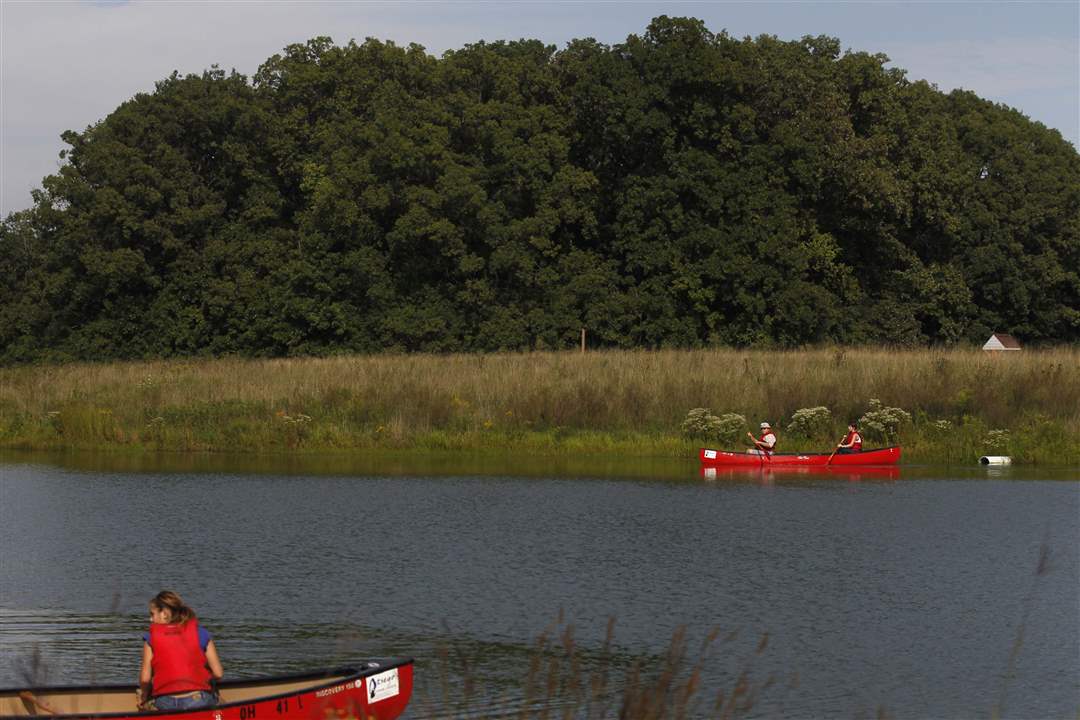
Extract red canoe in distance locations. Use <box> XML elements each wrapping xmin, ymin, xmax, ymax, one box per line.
<box><xmin>699</xmin><ymin>446</ymin><xmax>901</xmax><ymax>467</ymax></box>
<box><xmin>0</xmin><ymin>659</ymin><xmax>412</xmax><ymax>720</ymax></box>
<box><xmin>701</xmin><ymin>464</ymin><xmax>901</xmax><ymax>482</ymax></box>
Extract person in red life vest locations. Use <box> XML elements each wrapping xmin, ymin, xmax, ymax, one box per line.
<box><xmin>746</xmin><ymin>422</ymin><xmax>777</xmax><ymax>455</ymax></box>
<box><xmin>836</xmin><ymin>422</ymin><xmax>863</xmax><ymax>454</ymax></box>
<box><xmin>136</xmin><ymin>591</ymin><xmax>224</xmax><ymax>711</ymax></box>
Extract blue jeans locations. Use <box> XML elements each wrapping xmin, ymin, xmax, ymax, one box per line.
<box><xmin>154</xmin><ymin>692</ymin><xmax>217</xmax><ymax>711</ymax></box>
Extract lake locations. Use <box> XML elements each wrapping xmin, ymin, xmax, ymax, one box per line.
<box><xmin>1</xmin><ymin>451</ymin><xmax>1077</xmax><ymax>718</ymax></box>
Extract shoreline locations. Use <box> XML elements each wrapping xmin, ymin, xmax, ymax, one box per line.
<box><xmin>3</xmin><ymin>447</ymin><xmax>1079</xmax><ymax>489</ymax></box>
<box><xmin>1</xmin><ymin>428</ymin><xmax>1076</xmax><ymax>467</ymax></box>
<box><xmin>2</xmin><ymin>348</ymin><xmax>1077</xmax><ymax>465</ymax></box>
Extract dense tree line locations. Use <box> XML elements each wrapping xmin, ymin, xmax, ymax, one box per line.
<box><xmin>2</xmin><ymin>17</ymin><xmax>1078</xmax><ymax>361</ymax></box>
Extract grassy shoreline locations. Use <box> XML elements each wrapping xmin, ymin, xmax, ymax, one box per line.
<box><xmin>1</xmin><ymin>348</ymin><xmax>1077</xmax><ymax>465</ymax></box>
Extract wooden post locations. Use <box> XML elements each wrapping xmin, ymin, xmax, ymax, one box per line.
<box><xmin>580</xmin><ymin>328</ymin><xmax>586</xmax><ymax>353</ymax></box>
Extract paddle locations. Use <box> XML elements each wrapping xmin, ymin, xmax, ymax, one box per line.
<box><xmin>19</xmin><ymin>692</ymin><xmax>59</xmax><ymax>716</ymax></box>
<box><xmin>826</xmin><ymin>436</ymin><xmax>845</xmax><ymax>465</ymax></box>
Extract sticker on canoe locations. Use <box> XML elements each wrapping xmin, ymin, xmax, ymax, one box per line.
<box><xmin>703</xmin><ymin>450</ymin><xmax>717</xmax><ymax>459</ymax></box>
<box><xmin>366</xmin><ymin>668</ymin><xmax>399</xmax><ymax>703</ymax></box>
<box><xmin>315</xmin><ymin>684</ymin><xmax>347</xmax><ymax>698</ymax></box>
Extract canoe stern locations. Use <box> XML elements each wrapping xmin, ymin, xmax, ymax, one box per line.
<box><xmin>0</xmin><ymin>660</ymin><xmax>414</xmax><ymax>720</ymax></box>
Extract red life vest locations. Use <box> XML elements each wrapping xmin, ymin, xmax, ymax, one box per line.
<box><xmin>149</xmin><ymin>621</ymin><xmax>211</xmax><ymax>696</ymax></box>
<box><xmin>844</xmin><ymin>430</ymin><xmax>863</xmax><ymax>451</ymax></box>
<box><xmin>758</xmin><ymin>430</ymin><xmax>777</xmax><ymax>453</ymax></box>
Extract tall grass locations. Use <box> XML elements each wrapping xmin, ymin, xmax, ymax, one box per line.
<box><xmin>419</xmin><ymin>614</ymin><xmax>783</xmax><ymax>720</ymax></box>
<box><xmin>0</xmin><ymin>348</ymin><xmax>1077</xmax><ymax>463</ymax></box>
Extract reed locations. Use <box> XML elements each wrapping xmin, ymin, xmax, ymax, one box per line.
<box><xmin>1</xmin><ymin>348</ymin><xmax>1077</xmax><ymax>463</ymax></box>
<box><xmin>418</xmin><ymin>614</ymin><xmax>784</xmax><ymax>719</ymax></box>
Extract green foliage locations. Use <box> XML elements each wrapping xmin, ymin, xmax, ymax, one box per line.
<box><xmin>787</xmin><ymin>406</ymin><xmax>833</xmax><ymax>439</ymax></box>
<box><xmin>713</xmin><ymin>413</ymin><xmax>748</xmax><ymax>445</ymax></box>
<box><xmin>983</xmin><ymin>429</ymin><xmax>1010</xmax><ymax>452</ymax></box>
<box><xmin>681</xmin><ymin>408</ymin><xmax>719</xmax><ymax>437</ymax></box>
<box><xmin>681</xmin><ymin>408</ymin><xmax>746</xmax><ymax>444</ymax></box>
<box><xmin>859</xmin><ymin>398</ymin><xmax>912</xmax><ymax>443</ymax></box>
<box><xmin>2</xmin><ymin>18</ymin><xmax>1078</xmax><ymax>362</ymax></box>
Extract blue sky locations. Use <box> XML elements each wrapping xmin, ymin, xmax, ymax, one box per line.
<box><xmin>2</xmin><ymin>0</ymin><xmax>1077</xmax><ymax>216</ymax></box>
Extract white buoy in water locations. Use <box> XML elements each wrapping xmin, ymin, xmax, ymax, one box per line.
<box><xmin>980</xmin><ymin>456</ymin><xmax>1012</xmax><ymax>465</ymax></box>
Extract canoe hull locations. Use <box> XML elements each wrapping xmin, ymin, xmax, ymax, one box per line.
<box><xmin>1</xmin><ymin>660</ymin><xmax>412</xmax><ymax>720</ymax></box>
<box><xmin>699</xmin><ymin>446</ymin><xmax>901</xmax><ymax>466</ymax></box>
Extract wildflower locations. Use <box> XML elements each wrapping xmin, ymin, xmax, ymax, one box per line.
<box><xmin>681</xmin><ymin>409</ymin><xmax>745</xmax><ymax>444</ymax></box>
<box><xmin>984</xmin><ymin>429</ymin><xmax>1010</xmax><ymax>450</ymax></box>
<box><xmin>788</xmin><ymin>406</ymin><xmax>831</xmax><ymax>437</ymax></box>
<box><xmin>859</xmin><ymin>399</ymin><xmax>911</xmax><ymax>442</ymax></box>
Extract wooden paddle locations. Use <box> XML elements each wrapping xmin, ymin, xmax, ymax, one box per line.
<box><xmin>826</xmin><ymin>437</ymin><xmax>845</xmax><ymax>465</ymax></box>
<box><xmin>19</xmin><ymin>691</ymin><xmax>59</xmax><ymax>716</ymax></box>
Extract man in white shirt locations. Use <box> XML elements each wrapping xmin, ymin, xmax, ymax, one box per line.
<box><xmin>747</xmin><ymin>422</ymin><xmax>777</xmax><ymax>455</ymax></box>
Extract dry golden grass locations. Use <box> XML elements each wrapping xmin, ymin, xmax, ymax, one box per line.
<box><xmin>1</xmin><ymin>347</ymin><xmax>1077</xmax><ymax>461</ymax></box>
<box><xmin>420</xmin><ymin>614</ymin><xmax>783</xmax><ymax>720</ymax></box>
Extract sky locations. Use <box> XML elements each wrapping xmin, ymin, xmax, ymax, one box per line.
<box><xmin>1</xmin><ymin>0</ymin><xmax>1078</xmax><ymax>217</ymax></box>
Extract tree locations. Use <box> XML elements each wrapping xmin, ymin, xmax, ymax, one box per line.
<box><xmin>2</xmin><ymin>18</ymin><xmax>1077</xmax><ymax>362</ymax></box>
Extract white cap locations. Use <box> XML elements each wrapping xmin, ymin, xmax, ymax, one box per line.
<box><xmin>760</xmin><ymin>422</ymin><xmax>771</xmax><ymax>429</ymax></box>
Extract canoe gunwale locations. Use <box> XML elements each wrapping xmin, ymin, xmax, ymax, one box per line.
<box><xmin>0</xmin><ymin>658</ymin><xmax>413</xmax><ymax>720</ymax></box>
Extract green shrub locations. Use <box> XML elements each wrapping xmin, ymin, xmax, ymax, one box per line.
<box><xmin>713</xmin><ymin>413</ymin><xmax>747</xmax><ymax>445</ymax></box>
<box><xmin>680</xmin><ymin>408</ymin><xmax>745</xmax><ymax>444</ymax></box>
<box><xmin>859</xmin><ymin>398</ymin><xmax>911</xmax><ymax>442</ymax></box>
<box><xmin>788</xmin><ymin>406</ymin><xmax>832</xmax><ymax>438</ymax></box>
<box><xmin>681</xmin><ymin>408</ymin><xmax>721</xmax><ymax>437</ymax></box>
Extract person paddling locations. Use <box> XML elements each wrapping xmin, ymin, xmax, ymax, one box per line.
<box><xmin>137</xmin><ymin>591</ymin><xmax>224</xmax><ymax>711</ymax></box>
<box><xmin>746</xmin><ymin>422</ymin><xmax>777</xmax><ymax>456</ymax></box>
<box><xmin>836</xmin><ymin>422</ymin><xmax>863</xmax><ymax>454</ymax></box>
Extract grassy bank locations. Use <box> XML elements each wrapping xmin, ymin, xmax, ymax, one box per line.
<box><xmin>1</xmin><ymin>348</ymin><xmax>1077</xmax><ymax>464</ymax></box>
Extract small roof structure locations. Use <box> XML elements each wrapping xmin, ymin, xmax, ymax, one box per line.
<box><xmin>983</xmin><ymin>333</ymin><xmax>1021</xmax><ymax>351</ymax></box>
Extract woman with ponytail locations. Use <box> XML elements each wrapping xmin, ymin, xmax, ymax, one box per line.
<box><xmin>136</xmin><ymin>591</ymin><xmax>224</xmax><ymax>711</ymax></box>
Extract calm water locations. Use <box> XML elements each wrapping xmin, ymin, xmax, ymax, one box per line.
<box><xmin>1</xmin><ymin>451</ymin><xmax>1077</xmax><ymax>718</ymax></box>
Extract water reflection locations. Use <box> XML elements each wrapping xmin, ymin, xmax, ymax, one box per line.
<box><xmin>3</xmin><ymin>449</ymin><xmax>1073</xmax><ymax>484</ymax></box>
<box><xmin>0</xmin><ymin>449</ymin><xmax>700</xmax><ymax>483</ymax></box>
<box><xmin>700</xmin><ymin>465</ymin><xmax>901</xmax><ymax>484</ymax></box>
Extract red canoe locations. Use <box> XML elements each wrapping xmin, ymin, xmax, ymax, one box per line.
<box><xmin>1</xmin><ymin>659</ymin><xmax>412</xmax><ymax>720</ymax></box>
<box><xmin>699</xmin><ymin>446</ymin><xmax>901</xmax><ymax>466</ymax></box>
